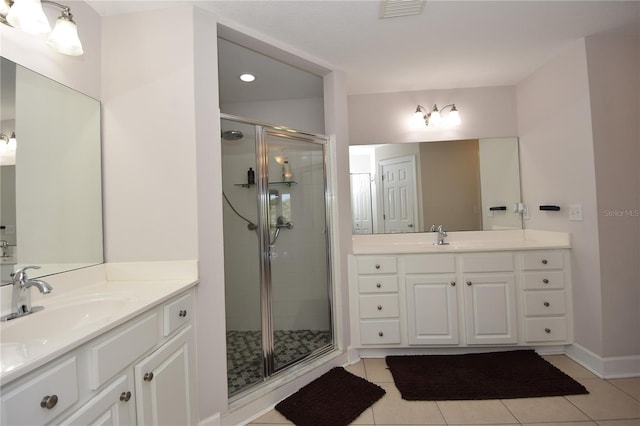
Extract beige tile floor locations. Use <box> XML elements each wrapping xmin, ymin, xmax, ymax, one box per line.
<box><xmin>249</xmin><ymin>355</ymin><xmax>640</xmax><ymax>425</ymax></box>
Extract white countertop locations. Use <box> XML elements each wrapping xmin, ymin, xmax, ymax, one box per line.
<box><xmin>0</xmin><ymin>260</ymin><xmax>198</xmax><ymax>385</ymax></box>
<box><xmin>352</xmin><ymin>229</ymin><xmax>571</xmax><ymax>254</ymax></box>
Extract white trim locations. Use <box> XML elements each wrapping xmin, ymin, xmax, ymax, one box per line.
<box><xmin>566</xmin><ymin>344</ymin><xmax>640</xmax><ymax>378</ymax></box>
<box><xmin>199</xmin><ymin>412</ymin><xmax>221</xmax><ymax>426</ymax></box>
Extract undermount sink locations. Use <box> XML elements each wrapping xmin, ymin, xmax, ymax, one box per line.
<box><xmin>0</xmin><ymin>294</ymin><xmax>134</xmax><ymax>345</ymax></box>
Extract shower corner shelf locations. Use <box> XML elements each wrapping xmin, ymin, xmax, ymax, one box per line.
<box><xmin>235</xmin><ymin>181</ymin><xmax>297</xmax><ymax>188</ymax></box>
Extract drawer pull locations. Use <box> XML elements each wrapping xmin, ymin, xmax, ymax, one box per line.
<box><xmin>545</xmin><ymin>328</ymin><xmax>551</xmax><ymax>333</ymax></box>
<box><xmin>178</xmin><ymin>309</ymin><xmax>187</xmax><ymax>317</ymax></box>
<box><xmin>40</xmin><ymin>395</ymin><xmax>58</xmax><ymax>410</ymax></box>
<box><xmin>466</xmin><ymin>281</ymin><xmax>472</xmax><ymax>286</ymax></box>
<box><xmin>377</xmin><ymin>305</ymin><xmax>382</xmax><ymax>310</ymax></box>
<box><xmin>450</xmin><ymin>281</ymin><xmax>456</xmax><ymax>286</ymax></box>
<box><xmin>120</xmin><ymin>391</ymin><xmax>132</xmax><ymax>402</ymax></box>
<box><xmin>544</xmin><ymin>301</ymin><xmax>550</xmax><ymax>307</ymax></box>
<box><xmin>144</xmin><ymin>372</ymin><xmax>154</xmax><ymax>382</ymax></box>
<box><xmin>375</xmin><ymin>264</ymin><xmax>381</xmax><ymax>270</ymax></box>
<box><xmin>543</xmin><ymin>278</ymin><xmax>549</xmax><ymax>284</ymax></box>
<box><xmin>376</xmin><ymin>283</ymin><xmax>382</xmax><ymax>288</ymax></box>
<box><xmin>541</xmin><ymin>259</ymin><xmax>548</xmax><ymax>265</ymax></box>
<box><xmin>378</xmin><ymin>331</ymin><xmax>384</xmax><ymax>337</ymax></box>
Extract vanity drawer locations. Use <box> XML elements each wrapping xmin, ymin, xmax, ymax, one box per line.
<box><xmin>1</xmin><ymin>356</ymin><xmax>79</xmax><ymax>426</ymax></box>
<box><xmin>524</xmin><ymin>291</ymin><xmax>566</xmax><ymax>316</ymax></box>
<box><xmin>360</xmin><ymin>320</ymin><xmax>401</xmax><ymax>345</ymax></box>
<box><xmin>359</xmin><ymin>294</ymin><xmax>399</xmax><ymax>318</ymax></box>
<box><xmin>524</xmin><ymin>317</ymin><xmax>567</xmax><ymax>342</ymax></box>
<box><xmin>164</xmin><ymin>292</ymin><xmax>193</xmax><ymax>336</ymax></box>
<box><xmin>89</xmin><ymin>313</ymin><xmax>159</xmax><ymax>390</ymax></box>
<box><xmin>404</xmin><ymin>254</ymin><xmax>455</xmax><ymax>274</ymax></box>
<box><xmin>523</xmin><ymin>271</ymin><xmax>565</xmax><ymax>290</ymax></box>
<box><xmin>522</xmin><ymin>252</ymin><xmax>564</xmax><ymax>270</ymax></box>
<box><xmin>357</xmin><ymin>256</ymin><xmax>397</xmax><ymax>274</ymax></box>
<box><xmin>461</xmin><ymin>253</ymin><xmax>514</xmax><ymax>273</ymax></box>
<box><xmin>358</xmin><ymin>275</ymin><xmax>398</xmax><ymax>293</ymax></box>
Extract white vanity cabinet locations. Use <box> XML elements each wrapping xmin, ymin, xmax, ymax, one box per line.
<box><xmin>349</xmin><ymin>247</ymin><xmax>572</xmax><ymax>350</ymax></box>
<box><xmin>135</xmin><ymin>325</ymin><xmax>196</xmax><ymax>426</ymax></box>
<box><xmin>0</xmin><ymin>288</ymin><xmax>197</xmax><ymax>426</ymax></box>
<box><xmin>520</xmin><ymin>251</ymin><xmax>572</xmax><ymax>343</ymax></box>
<box><xmin>405</xmin><ymin>254</ymin><xmax>458</xmax><ymax>345</ymax></box>
<box><xmin>460</xmin><ymin>253</ymin><xmax>517</xmax><ymax>345</ymax></box>
<box><xmin>352</xmin><ymin>256</ymin><xmax>401</xmax><ymax>345</ymax></box>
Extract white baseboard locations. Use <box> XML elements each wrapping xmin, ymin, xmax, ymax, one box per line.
<box><xmin>199</xmin><ymin>412</ymin><xmax>221</xmax><ymax>426</ymax></box>
<box><xmin>566</xmin><ymin>344</ymin><xmax>640</xmax><ymax>378</ymax></box>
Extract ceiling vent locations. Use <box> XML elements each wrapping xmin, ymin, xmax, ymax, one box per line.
<box><xmin>379</xmin><ymin>0</ymin><xmax>426</xmax><ymax>19</ymax></box>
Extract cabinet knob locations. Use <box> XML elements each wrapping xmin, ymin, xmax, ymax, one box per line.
<box><xmin>543</xmin><ymin>278</ymin><xmax>549</xmax><ymax>284</ymax></box>
<box><xmin>376</xmin><ymin>283</ymin><xmax>382</xmax><ymax>288</ymax></box>
<box><xmin>377</xmin><ymin>305</ymin><xmax>382</xmax><ymax>310</ymax></box>
<box><xmin>544</xmin><ymin>301</ymin><xmax>550</xmax><ymax>307</ymax></box>
<box><xmin>144</xmin><ymin>372</ymin><xmax>154</xmax><ymax>382</ymax></box>
<box><xmin>375</xmin><ymin>264</ymin><xmax>381</xmax><ymax>269</ymax></box>
<box><xmin>178</xmin><ymin>309</ymin><xmax>187</xmax><ymax>318</ymax></box>
<box><xmin>541</xmin><ymin>259</ymin><xmax>548</xmax><ymax>265</ymax></box>
<box><xmin>378</xmin><ymin>331</ymin><xmax>384</xmax><ymax>337</ymax></box>
<box><xmin>545</xmin><ymin>328</ymin><xmax>551</xmax><ymax>334</ymax></box>
<box><xmin>466</xmin><ymin>281</ymin><xmax>472</xmax><ymax>286</ymax></box>
<box><xmin>120</xmin><ymin>391</ymin><xmax>132</xmax><ymax>402</ymax></box>
<box><xmin>450</xmin><ymin>281</ymin><xmax>456</xmax><ymax>286</ymax></box>
<box><xmin>40</xmin><ymin>395</ymin><xmax>58</xmax><ymax>409</ymax></box>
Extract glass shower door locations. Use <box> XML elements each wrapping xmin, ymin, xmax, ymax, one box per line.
<box><xmin>221</xmin><ymin>119</ymin><xmax>264</xmax><ymax>395</ymax></box>
<box><xmin>263</xmin><ymin>131</ymin><xmax>332</xmax><ymax>373</ymax></box>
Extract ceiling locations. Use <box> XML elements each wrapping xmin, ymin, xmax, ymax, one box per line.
<box><xmin>87</xmin><ymin>1</ymin><xmax>640</xmax><ymax>100</ymax></box>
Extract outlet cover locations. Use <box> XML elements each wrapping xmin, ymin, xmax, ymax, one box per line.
<box><xmin>569</xmin><ymin>204</ymin><xmax>583</xmax><ymax>221</ymax></box>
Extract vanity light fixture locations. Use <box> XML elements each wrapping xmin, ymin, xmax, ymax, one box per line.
<box><xmin>414</xmin><ymin>104</ymin><xmax>461</xmax><ymax>127</ymax></box>
<box><xmin>0</xmin><ymin>0</ymin><xmax>84</xmax><ymax>56</ymax></box>
<box><xmin>0</xmin><ymin>132</ymin><xmax>17</xmax><ymax>151</ymax></box>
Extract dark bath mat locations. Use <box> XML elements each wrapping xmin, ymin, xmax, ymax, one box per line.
<box><xmin>386</xmin><ymin>350</ymin><xmax>589</xmax><ymax>400</ymax></box>
<box><xmin>275</xmin><ymin>367</ymin><xmax>385</xmax><ymax>426</ymax></box>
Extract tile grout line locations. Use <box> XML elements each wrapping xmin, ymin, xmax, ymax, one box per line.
<box><xmin>605</xmin><ymin>378</ymin><xmax>640</xmax><ymax>403</ymax></box>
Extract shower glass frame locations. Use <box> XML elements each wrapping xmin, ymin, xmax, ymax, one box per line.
<box><xmin>221</xmin><ymin>113</ymin><xmax>336</xmax><ymax>396</ymax></box>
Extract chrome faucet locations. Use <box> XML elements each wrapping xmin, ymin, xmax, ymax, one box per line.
<box><xmin>434</xmin><ymin>224</ymin><xmax>449</xmax><ymax>246</ymax></box>
<box><xmin>1</xmin><ymin>266</ymin><xmax>53</xmax><ymax>322</ymax></box>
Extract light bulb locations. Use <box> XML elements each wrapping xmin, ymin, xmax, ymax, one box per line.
<box><xmin>47</xmin><ymin>11</ymin><xmax>83</xmax><ymax>56</ymax></box>
<box><xmin>429</xmin><ymin>105</ymin><xmax>442</xmax><ymax>126</ymax></box>
<box><xmin>6</xmin><ymin>0</ymin><xmax>51</xmax><ymax>35</ymax></box>
<box><xmin>448</xmin><ymin>107</ymin><xmax>461</xmax><ymax>126</ymax></box>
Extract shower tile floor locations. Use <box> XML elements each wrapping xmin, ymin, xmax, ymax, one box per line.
<box><xmin>226</xmin><ymin>329</ymin><xmax>331</xmax><ymax>395</ymax></box>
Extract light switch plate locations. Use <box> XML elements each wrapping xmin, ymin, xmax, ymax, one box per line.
<box><xmin>569</xmin><ymin>204</ymin><xmax>583</xmax><ymax>221</ymax></box>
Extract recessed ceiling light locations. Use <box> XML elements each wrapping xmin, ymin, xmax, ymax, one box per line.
<box><xmin>239</xmin><ymin>73</ymin><xmax>256</xmax><ymax>82</ymax></box>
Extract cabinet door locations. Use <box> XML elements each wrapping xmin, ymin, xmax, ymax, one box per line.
<box><xmin>463</xmin><ymin>274</ymin><xmax>517</xmax><ymax>345</ymax></box>
<box><xmin>135</xmin><ymin>326</ymin><xmax>196</xmax><ymax>426</ymax></box>
<box><xmin>59</xmin><ymin>375</ymin><xmax>135</xmax><ymax>426</ymax></box>
<box><xmin>406</xmin><ymin>275</ymin><xmax>459</xmax><ymax>345</ymax></box>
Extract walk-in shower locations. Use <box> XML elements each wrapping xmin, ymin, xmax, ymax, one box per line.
<box><xmin>221</xmin><ymin>115</ymin><xmax>334</xmax><ymax>397</ymax></box>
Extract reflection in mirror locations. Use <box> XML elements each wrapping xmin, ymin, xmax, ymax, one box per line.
<box><xmin>349</xmin><ymin>138</ymin><xmax>522</xmax><ymax>234</ymax></box>
<box><xmin>0</xmin><ymin>57</ymin><xmax>103</xmax><ymax>285</ymax></box>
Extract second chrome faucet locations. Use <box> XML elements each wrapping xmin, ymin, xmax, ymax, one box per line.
<box><xmin>1</xmin><ymin>265</ymin><xmax>53</xmax><ymax>322</ymax></box>
<box><xmin>432</xmin><ymin>224</ymin><xmax>448</xmax><ymax>246</ymax></box>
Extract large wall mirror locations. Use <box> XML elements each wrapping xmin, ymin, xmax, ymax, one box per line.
<box><xmin>349</xmin><ymin>137</ymin><xmax>523</xmax><ymax>234</ymax></box>
<box><xmin>0</xmin><ymin>57</ymin><xmax>103</xmax><ymax>284</ymax></box>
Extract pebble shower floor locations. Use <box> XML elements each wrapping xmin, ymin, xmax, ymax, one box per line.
<box><xmin>226</xmin><ymin>329</ymin><xmax>331</xmax><ymax>395</ymax></box>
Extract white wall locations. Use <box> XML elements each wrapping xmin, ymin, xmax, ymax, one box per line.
<box><xmin>517</xmin><ymin>40</ymin><xmax>604</xmax><ymax>356</ymax></box>
<box><xmin>101</xmin><ymin>6</ymin><xmax>198</xmax><ymax>263</ymax></box>
<box><xmin>348</xmin><ymin>85</ymin><xmax>518</xmax><ymax>145</ymax></box>
<box><xmin>585</xmin><ymin>33</ymin><xmax>640</xmax><ymax>359</ymax></box>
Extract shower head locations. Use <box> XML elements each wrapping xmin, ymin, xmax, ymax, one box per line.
<box><xmin>222</xmin><ymin>130</ymin><xmax>244</xmax><ymax>141</ymax></box>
